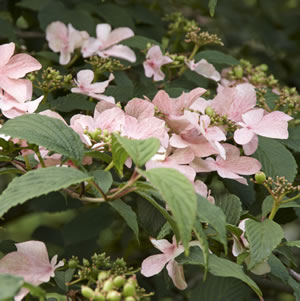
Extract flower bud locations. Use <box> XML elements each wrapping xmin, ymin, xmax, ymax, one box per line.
<box><xmin>106</xmin><ymin>291</ymin><xmax>121</xmax><ymax>301</ymax></box>
<box><xmin>125</xmin><ymin>297</ymin><xmax>136</xmax><ymax>301</ymax></box>
<box><xmin>103</xmin><ymin>279</ymin><xmax>114</xmax><ymax>292</ymax></box>
<box><xmin>93</xmin><ymin>293</ymin><xmax>105</xmax><ymax>301</ymax></box>
<box><xmin>233</xmin><ymin>66</ymin><xmax>243</xmax><ymax>78</ymax></box>
<box><xmin>113</xmin><ymin>275</ymin><xmax>126</xmax><ymax>288</ymax></box>
<box><xmin>98</xmin><ymin>271</ymin><xmax>109</xmax><ymax>282</ymax></box>
<box><xmin>205</xmin><ymin>106</ymin><xmax>214</xmax><ymax>117</ymax></box>
<box><xmin>68</xmin><ymin>259</ymin><xmax>78</xmax><ymax>268</ymax></box>
<box><xmin>81</xmin><ymin>286</ymin><xmax>95</xmax><ymax>299</ymax></box>
<box><xmin>255</xmin><ymin>172</ymin><xmax>266</xmax><ymax>184</ymax></box>
<box><xmin>123</xmin><ymin>283</ymin><xmax>136</xmax><ymax>297</ymax></box>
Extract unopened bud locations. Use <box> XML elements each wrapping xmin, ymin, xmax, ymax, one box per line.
<box><xmin>81</xmin><ymin>286</ymin><xmax>95</xmax><ymax>299</ymax></box>
<box><xmin>255</xmin><ymin>172</ymin><xmax>266</xmax><ymax>184</ymax></box>
<box><xmin>107</xmin><ymin>291</ymin><xmax>121</xmax><ymax>301</ymax></box>
<box><xmin>98</xmin><ymin>271</ymin><xmax>109</xmax><ymax>282</ymax></box>
<box><xmin>103</xmin><ymin>279</ymin><xmax>114</xmax><ymax>292</ymax></box>
<box><xmin>123</xmin><ymin>283</ymin><xmax>136</xmax><ymax>297</ymax></box>
<box><xmin>113</xmin><ymin>275</ymin><xmax>126</xmax><ymax>288</ymax></box>
<box><xmin>125</xmin><ymin>297</ymin><xmax>136</xmax><ymax>301</ymax></box>
<box><xmin>205</xmin><ymin>106</ymin><xmax>214</xmax><ymax>117</ymax></box>
<box><xmin>93</xmin><ymin>293</ymin><xmax>105</xmax><ymax>301</ymax></box>
<box><xmin>233</xmin><ymin>66</ymin><xmax>243</xmax><ymax>78</ymax></box>
<box><xmin>68</xmin><ymin>259</ymin><xmax>78</xmax><ymax>268</ymax></box>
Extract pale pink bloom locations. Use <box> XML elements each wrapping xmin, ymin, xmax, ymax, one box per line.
<box><xmin>191</xmin><ymin>144</ymin><xmax>261</xmax><ymax>185</ymax></box>
<box><xmin>234</xmin><ymin>109</ymin><xmax>293</xmax><ymax>154</ymax></box>
<box><xmin>141</xmin><ymin>236</ymin><xmax>187</xmax><ymax>290</ymax></box>
<box><xmin>194</xmin><ymin>180</ymin><xmax>215</xmax><ymax>204</ymax></box>
<box><xmin>0</xmin><ymin>42</ymin><xmax>41</xmax><ymax>102</ymax></box>
<box><xmin>146</xmin><ymin>148</ymin><xmax>196</xmax><ymax>182</ymax></box>
<box><xmin>152</xmin><ymin>88</ymin><xmax>206</xmax><ymax>116</ymax></box>
<box><xmin>124</xmin><ymin>98</ymin><xmax>155</xmax><ymax>120</ymax></box>
<box><xmin>210</xmin><ymin>83</ymin><xmax>257</xmax><ymax>122</ymax></box>
<box><xmin>81</xmin><ymin>23</ymin><xmax>136</xmax><ymax>62</ymax></box>
<box><xmin>143</xmin><ymin>46</ymin><xmax>173</xmax><ymax>81</ymax></box>
<box><xmin>46</xmin><ymin>21</ymin><xmax>89</xmax><ymax>65</ymax></box>
<box><xmin>189</xmin><ymin>97</ymin><xmax>212</xmax><ymax>114</ymax></box>
<box><xmin>0</xmin><ymin>90</ymin><xmax>43</xmax><ymax>118</ymax></box>
<box><xmin>39</xmin><ymin>109</ymin><xmax>67</xmax><ymax>124</ymax></box>
<box><xmin>199</xmin><ymin>115</ymin><xmax>226</xmax><ymax>159</ymax></box>
<box><xmin>186</xmin><ymin>59</ymin><xmax>220</xmax><ymax>81</ymax></box>
<box><xmin>232</xmin><ymin>219</ymin><xmax>271</xmax><ymax>276</ymax></box>
<box><xmin>71</xmin><ymin>70</ymin><xmax>115</xmax><ymax>103</ymax></box>
<box><xmin>0</xmin><ymin>240</ymin><xmax>64</xmax><ymax>301</ymax></box>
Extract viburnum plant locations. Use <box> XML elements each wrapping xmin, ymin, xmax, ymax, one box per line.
<box><xmin>0</xmin><ymin>1</ymin><xmax>300</xmax><ymax>301</ymax></box>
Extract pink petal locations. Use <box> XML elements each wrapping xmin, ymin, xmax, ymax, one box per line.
<box><xmin>166</xmin><ymin>260</ymin><xmax>187</xmax><ymax>290</ymax></box>
<box><xmin>141</xmin><ymin>254</ymin><xmax>170</xmax><ymax>277</ymax></box>
<box><xmin>242</xmin><ymin>108</ymin><xmax>264</xmax><ymax>126</ymax></box>
<box><xmin>94</xmin><ymin>101</ymin><xmax>116</xmax><ymax>115</ymax></box>
<box><xmin>0</xmin><ymin>42</ymin><xmax>15</xmax><ymax>68</ymax></box>
<box><xmin>0</xmin><ymin>77</ymin><xmax>32</xmax><ymax>102</ymax></box>
<box><xmin>95</xmin><ymin>107</ymin><xmax>125</xmax><ymax>132</ymax></box>
<box><xmin>96</xmin><ymin>24</ymin><xmax>112</xmax><ymax>42</ymax></box>
<box><xmin>4</xmin><ymin>54</ymin><xmax>41</xmax><ymax>79</ymax></box>
<box><xmin>76</xmin><ymin>69</ymin><xmax>94</xmax><ymax>86</ymax></box>
<box><xmin>26</xmin><ymin>96</ymin><xmax>43</xmax><ymax>113</ymax></box>
<box><xmin>170</xmin><ymin>134</ymin><xmax>192</xmax><ymax>148</ymax></box>
<box><xmin>59</xmin><ymin>51</ymin><xmax>71</xmax><ymax>65</ymax></box>
<box><xmin>190</xmin><ymin>157</ymin><xmax>216</xmax><ymax>172</ymax></box>
<box><xmin>99</xmin><ymin>45</ymin><xmax>136</xmax><ymax>62</ymax></box>
<box><xmin>46</xmin><ymin>21</ymin><xmax>68</xmax><ymax>52</ymax></box>
<box><xmin>89</xmin><ymin>73</ymin><xmax>114</xmax><ymax>93</ymax></box>
<box><xmin>81</xmin><ymin>38</ymin><xmax>100</xmax><ymax>58</ymax></box>
<box><xmin>253</xmin><ymin>111</ymin><xmax>292</xmax><ymax>139</ymax></box>
<box><xmin>39</xmin><ymin>110</ymin><xmax>66</xmax><ymax>124</ymax></box>
<box><xmin>187</xmin><ymin>59</ymin><xmax>220</xmax><ymax>81</ymax></box>
<box><xmin>169</xmin><ymin>148</ymin><xmax>195</xmax><ymax>165</ymax></box>
<box><xmin>105</xmin><ymin>27</ymin><xmax>134</xmax><ymax>48</ymax></box>
<box><xmin>125</xmin><ymin>98</ymin><xmax>155</xmax><ymax>120</ymax></box>
<box><xmin>243</xmin><ymin>135</ymin><xmax>258</xmax><ymax>155</ymax></box>
<box><xmin>234</xmin><ymin>128</ymin><xmax>254</xmax><ymax>145</ymax></box>
<box><xmin>150</xmin><ymin>238</ymin><xmax>174</xmax><ymax>253</ymax></box>
<box><xmin>217</xmin><ymin>167</ymin><xmax>248</xmax><ymax>185</ymax></box>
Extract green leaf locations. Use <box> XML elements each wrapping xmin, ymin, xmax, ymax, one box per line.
<box><xmin>195</xmin><ymin>50</ymin><xmax>239</xmax><ymax>66</ymax></box>
<box><xmin>139</xmin><ymin>168</ymin><xmax>197</xmax><ymax>251</ymax></box>
<box><xmin>285</xmin><ymin>240</ymin><xmax>300</xmax><ymax>248</ymax></box>
<box><xmin>178</xmin><ymin>247</ymin><xmax>262</xmax><ymax>298</ymax></box>
<box><xmin>111</xmin><ymin>134</ymin><xmax>129</xmax><ymax>177</ymax></box>
<box><xmin>91</xmin><ymin>170</ymin><xmax>113</xmax><ymax>194</ymax></box>
<box><xmin>190</xmin><ymin>273</ymin><xmax>252</xmax><ymax>301</ymax></box>
<box><xmin>54</xmin><ymin>269</ymin><xmax>75</xmax><ymax>292</ymax></box>
<box><xmin>208</xmin><ymin>0</ymin><xmax>218</xmax><ymax>17</ymax></box>
<box><xmin>23</xmin><ymin>282</ymin><xmax>46</xmax><ymax>298</ymax></box>
<box><xmin>122</xmin><ymin>35</ymin><xmax>160</xmax><ymax>50</ymax></box>
<box><xmin>215</xmin><ymin>194</ymin><xmax>242</xmax><ymax>225</ymax></box>
<box><xmin>197</xmin><ymin>195</ymin><xmax>227</xmax><ymax>253</ymax></box>
<box><xmin>157</xmin><ymin>222</ymin><xmax>172</xmax><ymax>240</ymax></box>
<box><xmin>261</xmin><ymin>195</ymin><xmax>274</xmax><ymax>217</ymax></box>
<box><xmin>0</xmin><ymin>167</ymin><xmax>23</xmax><ymax>175</ymax></box>
<box><xmin>0</xmin><ymin>155</ymin><xmax>12</xmax><ymax>162</ymax></box>
<box><xmin>0</xmin><ymin>274</ymin><xmax>24</xmax><ymax>299</ymax></box>
<box><xmin>0</xmin><ymin>114</ymin><xmax>85</xmax><ymax>163</ymax></box>
<box><xmin>193</xmin><ymin>219</ymin><xmax>209</xmax><ymax>277</ymax></box>
<box><xmin>112</xmin><ymin>134</ymin><xmax>160</xmax><ymax>167</ymax></box>
<box><xmin>0</xmin><ymin>167</ymin><xmax>92</xmax><ymax>217</ymax></box>
<box><xmin>245</xmin><ymin>219</ymin><xmax>284</xmax><ymax>269</ymax></box>
<box><xmin>110</xmin><ymin>199</ymin><xmax>139</xmax><ymax>241</ymax></box>
<box><xmin>50</xmin><ymin>94</ymin><xmax>95</xmax><ymax>112</ymax></box>
<box><xmin>280</xmin><ymin>126</ymin><xmax>300</xmax><ymax>152</ymax></box>
<box><xmin>253</xmin><ymin>137</ymin><xmax>297</xmax><ymax>182</ymax></box>
<box><xmin>16</xmin><ymin>0</ymin><xmax>49</xmax><ymax>11</ymax></box>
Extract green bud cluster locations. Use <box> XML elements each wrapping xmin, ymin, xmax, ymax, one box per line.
<box><xmin>185</xmin><ymin>28</ymin><xmax>223</xmax><ymax>46</ymax></box>
<box><xmin>164</xmin><ymin>12</ymin><xmax>197</xmax><ymax>35</ymax></box>
<box><xmin>86</xmin><ymin>56</ymin><xmax>129</xmax><ymax>73</ymax></box>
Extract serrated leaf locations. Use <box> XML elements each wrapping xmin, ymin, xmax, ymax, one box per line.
<box><xmin>122</xmin><ymin>35</ymin><xmax>160</xmax><ymax>50</ymax></box>
<box><xmin>208</xmin><ymin>0</ymin><xmax>218</xmax><ymax>16</ymax></box>
<box><xmin>54</xmin><ymin>269</ymin><xmax>75</xmax><ymax>292</ymax></box>
<box><xmin>190</xmin><ymin>273</ymin><xmax>252</xmax><ymax>301</ymax></box>
<box><xmin>253</xmin><ymin>137</ymin><xmax>297</xmax><ymax>182</ymax></box>
<box><xmin>91</xmin><ymin>170</ymin><xmax>113</xmax><ymax>194</ymax></box>
<box><xmin>139</xmin><ymin>168</ymin><xmax>197</xmax><ymax>251</ymax></box>
<box><xmin>195</xmin><ymin>50</ymin><xmax>239</xmax><ymax>66</ymax></box>
<box><xmin>285</xmin><ymin>240</ymin><xmax>300</xmax><ymax>248</ymax></box>
<box><xmin>50</xmin><ymin>94</ymin><xmax>95</xmax><ymax>112</ymax></box>
<box><xmin>245</xmin><ymin>219</ymin><xmax>284</xmax><ymax>269</ymax></box>
<box><xmin>0</xmin><ymin>114</ymin><xmax>85</xmax><ymax>163</ymax></box>
<box><xmin>157</xmin><ymin>222</ymin><xmax>172</xmax><ymax>240</ymax></box>
<box><xmin>112</xmin><ymin>134</ymin><xmax>160</xmax><ymax>167</ymax></box>
<box><xmin>0</xmin><ymin>167</ymin><xmax>23</xmax><ymax>175</ymax></box>
<box><xmin>0</xmin><ymin>167</ymin><xmax>92</xmax><ymax>217</ymax></box>
<box><xmin>111</xmin><ymin>134</ymin><xmax>129</xmax><ymax>177</ymax></box>
<box><xmin>0</xmin><ymin>274</ymin><xmax>24</xmax><ymax>299</ymax></box>
<box><xmin>197</xmin><ymin>195</ymin><xmax>227</xmax><ymax>253</ymax></box>
<box><xmin>193</xmin><ymin>219</ymin><xmax>209</xmax><ymax>277</ymax></box>
<box><xmin>215</xmin><ymin>194</ymin><xmax>242</xmax><ymax>225</ymax></box>
<box><xmin>110</xmin><ymin>199</ymin><xmax>139</xmax><ymax>241</ymax></box>
<box><xmin>177</xmin><ymin>247</ymin><xmax>262</xmax><ymax>298</ymax></box>
<box><xmin>261</xmin><ymin>195</ymin><xmax>274</xmax><ymax>217</ymax></box>
<box><xmin>280</xmin><ymin>126</ymin><xmax>300</xmax><ymax>152</ymax></box>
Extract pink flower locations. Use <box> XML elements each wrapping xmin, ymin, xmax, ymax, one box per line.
<box><xmin>143</xmin><ymin>46</ymin><xmax>173</xmax><ymax>81</ymax></box>
<box><xmin>210</xmin><ymin>83</ymin><xmax>257</xmax><ymax>122</ymax></box>
<box><xmin>0</xmin><ymin>89</ymin><xmax>43</xmax><ymax>118</ymax></box>
<box><xmin>124</xmin><ymin>98</ymin><xmax>155</xmax><ymax>120</ymax></box>
<box><xmin>0</xmin><ymin>240</ymin><xmax>64</xmax><ymax>301</ymax></box>
<box><xmin>71</xmin><ymin>70</ymin><xmax>115</xmax><ymax>103</ymax></box>
<box><xmin>81</xmin><ymin>23</ymin><xmax>136</xmax><ymax>62</ymax></box>
<box><xmin>141</xmin><ymin>237</ymin><xmax>187</xmax><ymax>290</ymax></box>
<box><xmin>194</xmin><ymin>180</ymin><xmax>215</xmax><ymax>204</ymax></box>
<box><xmin>186</xmin><ymin>59</ymin><xmax>220</xmax><ymax>81</ymax></box>
<box><xmin>0</xmin><ymin>42</ymin><xmax>41</xmax><ymax>102</ymax></box>
<box><xmin>191</xmin><ymin>144</ymin><xmax>261</xmax><ymax>185</ymax></box>
<box><xmin>234</xmin><ymin>108</ymin><xmax>293</xmax><ymax>154</ymax></box>
<box><xmin>46</xmin><ymin>21</ymin><xmax>89</xmax><ymax>65</ymax></box>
